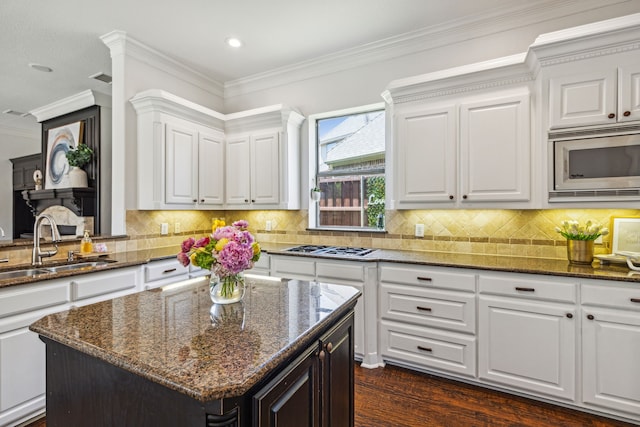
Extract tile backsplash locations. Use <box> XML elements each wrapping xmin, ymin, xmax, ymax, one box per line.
<box><xmin>124</xmin><ymin>208</ymin><xmax>640</xmax><ymax>260</ymax></box>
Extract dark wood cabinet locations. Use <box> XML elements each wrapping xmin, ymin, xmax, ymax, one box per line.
<box><xmin>10</xmin><ymin>153</ymin><xmax>42</xmax><ymax>238</ymax></box>
<box><xmin>253</xmin><ymin>313</ymin><xmax>354</xmax><ymax>427</ymax></box>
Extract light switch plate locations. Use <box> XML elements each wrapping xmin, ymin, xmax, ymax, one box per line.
<box><xmin>265</xmin><ymin>220</ymin><xmax>272</xmax><ymax>231</ymax></box>
<box><xmin>415</xmin><ymin>223</ymin><xmax>425</xmax><ymax>237</ymax></box>
<box><xmin>160</xmin><ymin>223</ymin><xmax>169</xmax><ymax>235</ymax></box>
<box><xmin>175</xmin><ymin>222</ymin><xmax>181</xmax><ymax>234</ymax></box>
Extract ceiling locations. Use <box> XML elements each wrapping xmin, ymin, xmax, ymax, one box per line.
<box><xmin>0</xmin><ymin>0</ymin><xmax>631</xmax><ymax>134</ymax></box>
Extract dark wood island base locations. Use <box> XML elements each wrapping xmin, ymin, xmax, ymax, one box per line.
<box><xmin>32</xmin><ymin>277</ymin><xmax>359</xmax><ymax>427</ymax></box>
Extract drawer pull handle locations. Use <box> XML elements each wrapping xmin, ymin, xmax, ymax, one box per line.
<box><xmin>163</xmin><ymin>268</ymin><xmax>177</xmax><ymax>274</ymax></box>
<box><xmin>417</xmin><ymin>276</ymin><xmax>432</xmax><ymax>282</ymax></box>
<box><xmin>515</xmin><ymin>287</ymin><xmax>535</xmax><ymax>292</ymax></box>
<box><xmin>631</xmin><ymin>298</ymin><xmax>640</xmax><ymax>304</ymax></box>
<box><xmin>416</xmin><ymin>306</ymin><xmax>432</xmax><ymax>312</ymax></box>
<box><xmin>417</xmin><ymin>346</ymin><xmax>432</xmax><ymax>352</ymax></box>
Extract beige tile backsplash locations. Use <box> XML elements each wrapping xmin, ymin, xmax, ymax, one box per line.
<box><xmin>123</xmin><ymin>208</ymin><xmax>640</xmax><ymax>260</ymax></box>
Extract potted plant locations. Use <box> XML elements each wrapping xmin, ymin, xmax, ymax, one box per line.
<box><xmin>310</xmin><ymin>186</ymin><xmax>322</xmax><ymax>201</ymax></box>
<box><xmin>555</xmin><ymin>219</ymin><xmax>608</xmax><ymax>264</ymax></box>
<box><xmin>65</xmin><ymin>144</ymin><xmax>93</xmax><ymax>187</ymax></box>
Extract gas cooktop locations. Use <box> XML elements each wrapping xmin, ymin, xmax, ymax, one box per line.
<box><xmin>284</xmin><ymin>245</ymin><xmax>374</xmax><ymax>257</ymax></box>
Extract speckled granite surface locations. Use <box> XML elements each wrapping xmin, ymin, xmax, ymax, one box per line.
<box><xmin>30</xmin><ymin>276</ymin><xmax>360</xmax><ymax>402</ymax></box>
<box><xmin>2</xmin><ymin>243</ymin><xmax>640</xmax><ymax>290</ymax></box>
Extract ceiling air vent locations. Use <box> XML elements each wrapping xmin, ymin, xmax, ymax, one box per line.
<box><xmin>89</xmin><ymin>72</ymin><xmax>112</xmax><ymax>84</ymax></box>
<box><xmin>2</xmin><ymin>109</ymin><xmax>26</xmax><ymax>116</ymax></box>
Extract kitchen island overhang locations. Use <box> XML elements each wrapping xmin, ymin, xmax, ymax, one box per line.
<box><xmin>30</xmin><ymin>275</ymin><xmax>360</xmax><ymax>427</ymax></box>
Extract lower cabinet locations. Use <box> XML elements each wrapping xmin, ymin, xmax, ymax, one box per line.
<box><xmin>253</xmin><ymin>312</ymin><xmax>354</xmax><ymax>427</ymax></box>
<box><xmin>581</xmin><ymin>281</ymin><xmax>640</xmax><ymax>419</ymax></box>
<box><xmin>143</xmin><ymin>258</ymin><xmax>189</xmax><ymax>290</ymax></box>
<box><xmin>478</xmin><ymin>273</ymin><xmax>577</xmax><ymax>401</ymax></box>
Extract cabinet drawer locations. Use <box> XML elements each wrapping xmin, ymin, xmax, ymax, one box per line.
<box><xmin>145</xmin><ymin>259</ymin><xmax>189</xmax><ymax>283</ymax></box>
<box><xmin>72</xmin><ymin>269</ymin><xmax>138</xmax><ymax>301</ymax></box>
<box><xmin>479</xmin><ymin>274</ymin><xmax>576</xmax><ymax>303</ymax></box>
<box><xmin>380</xmin><ymin>283</ymin><xmax>475</xmax><ymax>333</ymax></box>
<box><xmin>0</xmin><ymin>281</ymin><xmax>69</xmax><ymax>318</ymax></box>
<box><xmin>316</xmin><ymin>261</ymin><xmax>364</xmax><ymax>282</ymax></box>
<box><xmin>582</xmin><ymin>283</ymin><xmax>640</xmax><ymax>311</ymax></box>
<box><xmin>379</xmin><ymin>264</ymin><xmax>475</xmax><ymax>292</ymax></box>
<box><xmin>271</xmin><ymin>256</ymin><xmax>315</xmax><ymax>279</ymax></box>
<box><xmin>253</xmin><ymin>254</ymin><xmax>270</xmax><ymax>271</ymax></box>
<box><xmin>380</xmin><ymin>320</ymin><xmax>476</xmax><ymax>377</ymax></box>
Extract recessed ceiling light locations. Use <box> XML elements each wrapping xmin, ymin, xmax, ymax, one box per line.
<box><xmin>28</xmin><ymin>63</ymin><xmax>53</xmax><ymax>72</ymax></box>
<box><xmin>225</xmin><ymin>37</ymin><xmax>243</xmax><ymax>48</ymax></box>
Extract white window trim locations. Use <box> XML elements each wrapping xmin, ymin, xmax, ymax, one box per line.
<box><xmin>307</xmin><ymin>102</ymin><xmax>385</xmax><ymax>230</ymax></box>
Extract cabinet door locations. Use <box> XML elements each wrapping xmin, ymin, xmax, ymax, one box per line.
<box><xmin>320</xmin><ymin>312</ymin><xmax>354</xmax><ymax>427</ymax></box>
<box><xmin>165</xmin><ymin>123</ymin><xmax>198</xmax><ymax>205</ymax></box>
<box><xmin>225</xmin><ymin>135</ymin><xmax>251</xmax><ymax>205</ymax></box>
<box><xmin>549</xmin><ymin>70</ymin><xmax>617</xmax><ymax>128</ymax></box>
<box><xmin>582</xmin><ymin>307</ymin><xmax>640</xmax><ymax>416</ymax></box>
<box><xmin>459</xmin><ymin>94</ymin><xmax>530</xmax><ymax>202</ymax></box>
<box><xmin>478</xmin><ymin>296</ymin><xmax>576</xmax><ymax>400</ymax></box>
<box><xmin>253</xmin><ymin>345</ymin><xmax>320</xmax><ymax>427</ymax></box>
<box><xmin>251</xmin><ymin>132</ymin><xmax>280</xmax><ymax>205</ymax></box>
<box><xmin>395</xmin><ymin>106</ymin><xmax>456</xmax><ymax>204</ymax></box>
<box><xmin>0</xmin><ymin>326</ymin><xmax>45</xmax><ymax>417</ymax></box>
<box><xmin>198</xmin><ymin>130</ymin><xmax>224</xmax><ymax>206</ymax></box>
<box><xmin>618</xmin><ymin>65</ymin><xmax>640</xmax><ymax>123</ymax></box>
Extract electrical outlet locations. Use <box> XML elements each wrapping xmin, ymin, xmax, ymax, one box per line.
<box><xmin>595</xmin><ymin>235</ymin><xmax>603</xmax><ymax>244</ymax></box>
<box><xmin>175</xmin><ymin>222</ymin><xmax>181</xmax><ymax>234</ymax></box>
<box><xmin>415</xmin><ymin>223</ymin><xmax>425</xmax><ymax>237</ymax></box>
<box><xmin>265</xmin><ymin>220</ymin><xmax>272</xmax><ymax>231</ymax></box>
<box><xmin>160</xmin><ymin>223</ymin><xmax>169</xmax><ymax>235</ymax></box>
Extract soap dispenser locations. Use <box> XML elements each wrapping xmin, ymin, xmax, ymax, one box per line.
<box><xmin>80</xmin><ymin>230</ymin><xmax>93</xmax><ymax>254</ymax></box>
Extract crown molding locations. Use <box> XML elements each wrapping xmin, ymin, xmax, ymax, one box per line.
<box><xmin>101</xmin><ymin>30</ymin><xmax>224</xmax><ymax>99</ymax></box>
<box><xmin>223</xmin><ymin>0</ymin><xmax>627</xmax><ymax>98</ymax></box>
<box><xmin>29</xmin><ymin>89</ymin><xmax>111</xmax><ymax>122</ymax></box>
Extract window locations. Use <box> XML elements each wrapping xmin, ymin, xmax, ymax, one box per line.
<box><xmin>310</xmin><ymin>105</ymin><xmax>385</xmax><ymax>230</ymax></box>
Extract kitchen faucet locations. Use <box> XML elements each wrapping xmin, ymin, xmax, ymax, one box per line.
<box><xmin>32</xmin><ymin>214</ymin><xmax>62</xmax><ymax>266</ymax></box>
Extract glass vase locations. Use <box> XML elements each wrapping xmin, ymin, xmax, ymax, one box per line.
<box><xmin>566</xmin><ymin>239</ymin><xmax>594</xmax><ymax>264</ymax></box>
<box><xmin>209</xmin><ymin>271</ymin><xmax>246</xmax><ymax>304</ymax></box>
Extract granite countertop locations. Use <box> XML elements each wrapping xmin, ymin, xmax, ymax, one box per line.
<box><xmin>30</xmin><ymin>276</ymin><xmax>361</xmax><ymax>402</ymax></box>
<box><xmin>2</xmin><ymin>242</ymin><xmax>639</xmax><ymax>290</ymax></box>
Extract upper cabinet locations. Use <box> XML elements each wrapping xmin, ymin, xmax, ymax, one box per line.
<box><xmin>224</xmin><ymin>106</ymin><xmax>305</xmax><ymax>210</ymax></box>
<box><xmin>548</xmin><ymin>66</ymin><xmax>640</xmax><ymax>129</ymax></box>
<box><xmin>384</xmin><ymin>54</ymin><xmax>534</xmax><ymax>209</ymax></box>
<box><xmin>130</xmin><ymin>90</ymin><xmax>304</xmax><ymax>210</ymax></box>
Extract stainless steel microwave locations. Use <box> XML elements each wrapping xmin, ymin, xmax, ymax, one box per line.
<box><xmin>550</xmin><ymin>131</ymin><xmax>640</xmax><ymax>201</ymax></box>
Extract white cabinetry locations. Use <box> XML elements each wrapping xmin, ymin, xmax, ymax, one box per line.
<box><xmin>548</xmin><ymin>65</ymin><xmax>640</xmax><ymax>129</ymax></box>
<box><xmin>143</xmin><ymin>258</ymin><xmax>189</xmax><ymax>290</ymax></box>
<box><xmin>224</xmin><ymin>106</ymin><xmax>304</xmax><ymax>210</ymax></box>
<box><xmin>270</xmin><ymin>255</ymin><xmax>380</xmax><ymax>367</ymax></box>
<box><xmin>478</xmin><ymin>273</ymin><xmax>577</xmax><ymax>401</ymax></box>
<box><xmin>0</xmin><ymin>279</ymin><xmax>69</xmax><ymax>427</ymax></box>
<box><xmin>130</xmin><ymin>90</ymin><xmax>226</xmax><ymax>210</ymax></box>
<box><xmin>379</xmin><ymin>263</ymin><xmax>477</xmax><ymax>377</ymax></box>
<box><xmin>580</xmin><ymin>281</ymin><xmax>640</xmax><ymax>422</ymax></box>
<box><xmin>385</xmin><ymin>55</ymin><xmax>534</xmax><ymax>209</ymax></box>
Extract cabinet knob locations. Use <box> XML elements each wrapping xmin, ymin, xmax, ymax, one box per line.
<box><xmin>192</xmin><ymin>199</ymin><xmax>197</xmax><ymax>203</ymax></box>
<box><xmin>587</xmin><ymin>314</ymin><xmax>595</xmax><ymax>320</ymax></box>
<box><xmin>200</xmin><ymin>199</ymin><xmax>205</xmax><ymax>203</ymax></box>
<box><xmin>318</xmin><ymin>350</ymin><xmax>326</xmax><ymax>361</ymax></box>
<box><xmin>324</xmin><ymin>342</ymin><xmax>333</xmax><ymax>352</ymax></box>
<box><xmin>244</xmin><ymin>199</ymin><xmax>249</xmax><ymax>203</ymax></box>
<box><xmin>623</xmin><ymin>111</ymin><xmax>631</xmax><ymax>117</ymax></box>
<box><xmin>566</xmin><ymin>313</ymin><xmax>573</xmax><ymax>319</ymax></box>
<box><xmin>251</xmin><ymin>199</ymin><xmax>256</xmax><ymax>203</ymax></box>
<box><xmin>449</xmin><ymin>195</ymin><xmax>454</xmax><ymax>200</ymax></box>
<box><xmin>462</xmin><ymin>195</ymin><xmax>468</xmax><ymax>200</ymax></box>
<box><xmin>608</xmin><ymin>113</ymin><xmax>616</xmax><ymax>119</ymax></box>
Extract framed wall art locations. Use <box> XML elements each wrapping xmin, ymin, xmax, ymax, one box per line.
<box><xmin>610</xmin><ymin>216</ymin><xmax>640</xmax><ymax>254</ymax></box>
<box><xmin>44</xmin><ymin>121</ymin><xmax>84</xmax><ymax>189</ymax></box>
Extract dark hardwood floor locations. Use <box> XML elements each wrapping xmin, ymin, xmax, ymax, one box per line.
<box><xmin>23</xmin><ymin>364</ymin><xmax>635</xmax><ymax>427</ymax></box>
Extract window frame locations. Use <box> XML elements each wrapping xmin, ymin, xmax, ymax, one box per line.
<box><xmin>307</xmin><ymin>102</ymin><xmax>386</xmax><ymax>231</ymax></box>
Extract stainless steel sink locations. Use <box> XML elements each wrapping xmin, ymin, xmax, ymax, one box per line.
<box><xmin>0</xmin><ymin>268</ymin><xmax>52</xmax><ymax>280</ymax></box>
<box><xmin>44</xmin><ymin>261</ymin><xmax>112</xmax><ymax>273</ymax></box>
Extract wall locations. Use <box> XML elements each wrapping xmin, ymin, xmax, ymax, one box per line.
<box><xmin>0</xmin><ymin>127</ymin><xmax>40</xmax><ymax>240</ymax></box>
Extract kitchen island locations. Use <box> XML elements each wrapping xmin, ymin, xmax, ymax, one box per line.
<box><xmin>30</xmin><ymin>275</ymin><xmax>360</xmax><ymax>427</ymax></box>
